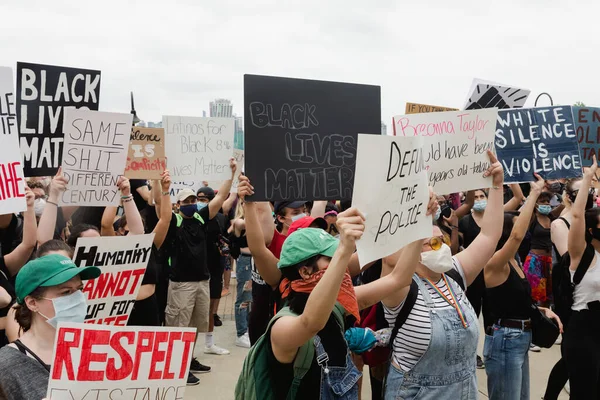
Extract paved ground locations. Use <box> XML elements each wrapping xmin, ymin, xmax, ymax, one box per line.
<box><xmin>185</xmin><ymin>278</ymin><xmax>568</xmax><ymax>399</ymax></box>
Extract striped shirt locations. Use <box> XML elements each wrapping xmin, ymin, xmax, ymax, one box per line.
<box><xmin>383</xmin><ymin>257</ymin><xmax>471</xmax><ymax>372</ymax></box>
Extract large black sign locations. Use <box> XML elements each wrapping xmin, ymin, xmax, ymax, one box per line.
<box><xmin>17</xmin><ymin>62</ymin><xmax>101</xmax><ymax>176</ymax></box>
<box><xmin>244</xmin><ymin>74</ymin><xmax>380</xmax><ymax>201</ymax></box>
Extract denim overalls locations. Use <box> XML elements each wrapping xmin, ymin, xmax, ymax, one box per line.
<box><xmin>384</xmin><ymin>276</ymin><xmax>479</xmax><ymax>399</ymax></box>
<box><xmin>314</xmin><ymin>331</ymin><xmax>362</xmax><ymax>399</ymax></box>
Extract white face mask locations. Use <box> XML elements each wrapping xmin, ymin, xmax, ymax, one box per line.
<box><xmin>420</xmin><ymin>244</ymin><xmax>453</xmax><ymax>273</ymax></box>
<box><xmin>291</xmin><ymin>213</ymin><xmax>307</xmax><ymax>222</ymax></box>
<box><xmin>34</xmin><ymin>198</ymin><xmax>46</xmax><ymax>217</ymax></box>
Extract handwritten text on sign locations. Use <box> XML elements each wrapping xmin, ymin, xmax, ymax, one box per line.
<box><xmin>73</xmin><ymin>234</ymin><xmax>153</xmax><ymax>326</ymax></box>
<box><xmin>405</xmin><ymin>102</ymin><xmax>458</xmax><ymax>115</ymax></box>
<box><xmin>392</xmin><ymin>109</ymin><xmax>497</xmax><ymax>194</ymax></box>
<box><xmin>495</xmin><ymin>106</ymin><xmax>582</xmax><ymax>182</ymax></box>
<box><xmin>47</xmin><ymin>323</ymin><xmax>195</xmax><ymax>400</ymax></box>
<box><xmin>16</xmin><ymin>62</ymin><xmax>101</xmax><ymax>176</ymax></box>
<box><xmin>352</xmin><ymin>135</ymin><xmax>431</xmax><ymax>266</ymax></box>
<box><xmin>0</xmin><ymin>66</ymin><xmax>26</xmax><ymax>215</ymax></box>
<box><xmin>163</xmin><ymin>116</ymin><xmax>234</xmax><ymax>181</ymax></box>
<box><xmin>573</xmin><ymin>106</ymin><xmax>600</xmax><ymax>167</ymax></box>
<box><xmin>60</xmin><ymin>109</ymin><xmax>132</xmax><ymax>206</ymax></box>
<box><xmin>125</xmin><ymin>127</ymin><xmax>166</xmax><ymax>179</ymax></box>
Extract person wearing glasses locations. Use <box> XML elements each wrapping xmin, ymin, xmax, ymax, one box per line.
<box><xmin>483</xmin><ymin>174</ymin><xmax>562</xmax><ymax>399</ymax></box>
<box><xmin>382</xmin><ymin>151</ymin><xmax>504</xmax><ymax>400</ymax></box>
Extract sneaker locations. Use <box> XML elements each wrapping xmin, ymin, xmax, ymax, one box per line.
<box><xmin>564</xmin><ymin>381</ymin><xmax>570</xmax><ymax>394</ymax></box>
<box><xmin>221</xmin><ymin>288</ymin><xmax>231</xmax><ymax>297</ymax></box>
<box><xmin>236</xmin><ymin>333</ymin><xmax>251</xmax><ymax>348</ymax></box>
<box><xmin>554</xmin><ymin>336</ymin><xmax>562</xmax><ymax>345</ymax></box>
<box><xmin>190</xmin><ymin>357</ymin><xmax>211</xmax><ymax>373</ymax></box>
<box><xmin>476</xmin><ymin>355</ymin><xmax>484</xmax><ymax>369</ymax></box>
<box><xmin>529</xmin><ymin>344</ymin><xmax>541</xmax><ymax>352</ymax></box>
<box><xmin>187</xmin><ymin>372</ymin><xmax>200</xmax><ymax>386</ymax></box>
<box><xmin>205</xmin><ymin>344</ymin><xmax>230</xmax><ymax>355</ymax></box>
<box><xmin>214</xmin><ymin>314</ymin><xmax>223</xmax><ymax>327</ymax></box>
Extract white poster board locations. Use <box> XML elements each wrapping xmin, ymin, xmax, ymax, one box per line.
<box><xmin>163</xmin><ymin>116</ymin><xmax>234</xmax><ymax>182</ymax></box>
<box><xmin>0</xmin><ymin>66</ymin><xmax>26</xmax><ymax>214</ymax></box>
<box><xmin>392</xmin><ymin>109</ymin><xmax>497</xmax><ymax>194</ymax></box>
<box><xmin>60</xmin><ymin>109</ymin><xmax>133</xmax><ymax>206</ymax></box>
<box><xmin>169</xmin><ymin>180</ymin><xmax>202</xmax><ymax>203</ymax></box>
<box><xmin>352</xmin><ymin>134</ymin><xmax>431</xmax><ymax>266</ymax></box>
<box><xmin>47</xmin><ymin>323</ymin><xmax>196</xmax><ymax>400</ymax></box>
<box><xmin>73</xmin><ymin>234</ymin><xmax>154</xmax><ymax>325</ymax></box>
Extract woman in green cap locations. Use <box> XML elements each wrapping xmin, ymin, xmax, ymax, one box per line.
<box><xmin>0</xmin><ymin>254</ymin><xmax>101</xmax><ymax>400</ymax></box>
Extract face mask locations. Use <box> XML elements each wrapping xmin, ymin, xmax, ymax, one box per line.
<box><xmin>291</xmin><ymin>213</ymin><xmax>307</xmax><ymax>222</ymax></box>
<box><xmin>537</xmin><ymin>204</ymin><xmax>552</xmax><ymax>215</ymax></box>
<box><xmin>34</xmin><ymin>198</ymin><xmax>46</xmax><ymax>217</ymax></box>
<box><xmin>473</xmin><ymin>200</ymin><xmax>487</xmax><ymax>212</ymax></box>
<box><xmin>548</xmin><ymin>182</ymin><xmax>563</xmax><ymax>193</ymax></box>
<box><xmin>433</xmin><ymin>207</ymin><xmax>441</xmax><ymax>221</ymax></box>
<box><xmin>179</xmin><ymin>204</ymin><xmax>197</xmax><ymax>217</ymax></box>
<box><xmin>197</xmin><ymin>202</ymin><xmax>208</xmax><ymax>210</ymax></box>
<box><xmin>420</xmin><ymin>244</ymin><xmax>453</xmax><ymax>273</ymax></box>
<box><xmin>40</xmin><ymin>291</ymin><xmax>87</xmax><ymax>329</ymax></box>
<box><xmin>592</xmin><ymin>227</ymin><xmax>600</xmax><ymax>241</ymax></box>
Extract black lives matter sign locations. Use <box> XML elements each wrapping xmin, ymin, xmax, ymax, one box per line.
<box><xmin>17</xmin><ymin>62</ymin><xmax>101</xmax><ymax>176</ymax></box>
<box><xmin>244</xmin><ymin>74</ymin><xmax>380</xmax><ymax>201</ymax></box>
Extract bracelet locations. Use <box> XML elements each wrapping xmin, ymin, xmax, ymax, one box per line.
<box><xmin>162</xmin><ymin>191</ymin><xmax>170</xmax><ymax>196</ymax></box>
<box><xmin>122</xmin><ymin>197</ymin><xmax>133</xmax><ymax>203</ymax></box>
<box><xmin>451</xmin><ymin>225</ymin><xmax>459</xmax><ymax>229</ymax></box>
<box><xmin>46</xmin><ymin>200</ymin><xmax>58</xmax><ymax>207</ymax></box>
<box><xmin>121</xmin><ymin>194</ymin><xmax>133</xmax><ymax>200</ymax></box>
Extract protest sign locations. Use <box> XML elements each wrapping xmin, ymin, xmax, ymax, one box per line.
<box><xmin>392</xmin><ymin>109</ymin><xmax>497</xmax><ymax>194</ymax></box>
<box><xmin>352</xmin><ymin>134</ymin><xmax>431</xmax><ymax>266</ymax></box>
<box><xmin>73</xmin><ymin>234</ymin><xmax>153</xmax><ymax>325</ymax></box>
<box><xmin>405</xmin><ymin>102</ymin><xmax>458</xmax><ymax>114</ymax></box>
<box><xmin>495</xmin><ymin>106</ymin><xmax>582</xmax><ymax>182</ymax></box>
<box><xmin>125</xmin><ymin>127</ymin><xmax>166</xmax><ymax>179</ymax></box>
<box><xmin>163</xmin><ymin>116</ymin><xmax>234</xmax><ymax>182</ymax></box>
<box><xmin>170</xmin><ymin>180</ymin><xmax>202</xmax><ymax>203</ymax></box>
<box><xmin>16</xmin><ymin>62</ymin><xmax>101</xmax><ymax>176</ymax></box>
<box><xmin>244</xmin><ymin>74</ymin><xmax>381</xmax><ymax>201</ymax></box>
<box><xmin>464</xmin><ymin>79</ymin><xmax>530</xmax><ymax>110</ymax></box>
<box><xmin>47</xmin><ymin>323</ymin><xmax>196</xmax><ymax>400</ymax></box>
<box><xmin>0</xmin><ymin>67</ymin><xmax>26</xmax><ymax>214</ymax></box>
<box><xmin>60</xmin><ymin>109</ymin><xmax>132</xmax><ymax>206</ymax></box>
<box><xmin>573</xmin><ymin>106</ymin><xmax>600</xmax><ymax>167</ymax></box>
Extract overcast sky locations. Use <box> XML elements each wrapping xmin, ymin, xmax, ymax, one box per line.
<box><xmin>3</xmin><ymin>0</ymin><xmax>598</xmax><ymax>128</ymax></box>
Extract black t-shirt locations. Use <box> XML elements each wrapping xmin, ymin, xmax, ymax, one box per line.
<box><xmin>205</xmin><ymin>212</ymin><xmax>230</xmax><ymax>266</ymax></box>
<box><xmin>128</xmin><ymin>247</ymin><xmax>160</xmax><ymax>326</ymax></box>
<box><xmin>130</xmin><ymin>179</ymin><xmax>149</xmax><ymax>211</ymax></box>
<box><xmin>459</xmin><ymin>213</ymin><xmax>481</xmax><ymax>249</ymax></box>
<box><xmin>0</xmin><ymin>256</ymin><xmax>15</xmax><ymax>348</ymax></box>
<box><xmin>166</xmin><ymin>207</ymin><xmax>211</xmax><ymax>282</ymax></box>
<box><xmin>0</xmin><ymin>215</ymin><xmax>22</xmax><ymax>256</ymax></box>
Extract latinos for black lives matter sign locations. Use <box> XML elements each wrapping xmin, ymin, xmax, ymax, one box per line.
<box><xmin>392</xmin><ymin>109</ymin><xmax>497</xmax><ymax>195</ymax></box>
<box><xmin>244</xmin><ymin>74</ymin><xmax>381</xmax><ymax>202</ymax></box>
<box><xmin>163</xmin><ymin>116</ymin><xmax>234</xmax><ymax>182</ymax></box>
<box><xmin>16</xmin><ymin>62</ymin><xmax>101</xmax><ymax>177</ymax></box>
<box><xmin>495</xmin><ymin>106</ymin><xmax>582</xmax><ymax>182</ymax></box>
<box><xmin>573</xmin><ymin>106</ymin><xmax>600</xmax><ymax>167</ymax></box>
<box><xmin>60</xmin><ymin>109</ymin><xmax>132</xmax><ymax>206</ymax></box>
<box><xmin>352</xmin><ymin>134</ymin><xmax>431</xmax><ymax>266</ymax></box>
<box><xmin>47</xmin><ymin>323</ymin><xmax>196</xmax><ymax>400</ymax></box>
<box><xmin>125</xmin><ymin>127</ymin><xmax>166</xmax><ymax>179</ymax></box>
<box><xmin>0</xmin><ymin>67</ymin><xmax>26</xmax><ymax>214</ymax></box>
<box><xmin>73</xmin><ymin>233</ymin><xmax>154</xmax><ymax>326</ymax></box>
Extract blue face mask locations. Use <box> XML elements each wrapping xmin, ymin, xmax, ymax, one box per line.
<box><xmin>433</xmin><ymin>207</ymin><xmax>441</xmax><ymax>221</ymax></box>
<box><xmin>473</xmin><ymin>200</ymin><xmax>487</xmax><ymax>212</ymax></box>
<box><xmin>197</xmin><ymin>202</ymin><xmax>208</xmax><ymax>210</ymax></box>
<box><xmin>179</xmin><ymin>204</ymin><xmax>197</xmax><ymax>217</ymax></box>
<box><xmin>537</xmin><ymin>204</ymin><xmax>552</xmax><ymax>215</ymax></box>
<box><xmin>41</xmin><ymin>290</ymin><xmax>88</xmax><ymax>329</ymax></box>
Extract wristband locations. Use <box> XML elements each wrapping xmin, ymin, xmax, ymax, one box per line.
<box><xmin>121</xmin><ymin>194</ymin><xmax>133</xmax><ymax>200</ymax></box>
<box><xmin>122</xmin><ymin>197</ymin><xmax>133</xmax><ymax>203</ymax></box>
<box><xmin>451</xmin><ymin>225</ymin><xmax>459</xmax><ymax>229</ymax></box>
<box><xmin>46</xmin><ymin>200</ymin><xmax>58</xmax><ymax>207</ymax></box>
<box><xmin>162</xmin><ymin>191</ymin><xmax>170</xmax><ymax>196</ymax></box>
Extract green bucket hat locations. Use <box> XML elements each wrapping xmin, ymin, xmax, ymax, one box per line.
<box><xmin>278</xmin><ymin>228</ymin><xmax>339</xmax><ymax>269</ymax></box>
<box><xmin>15</xmin><ymin>254</ymin><xmax>101</xmax><ymax>304</ymax></box>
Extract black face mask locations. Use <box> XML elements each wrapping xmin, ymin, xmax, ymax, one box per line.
<box><xmin>592</xmin><ymin>227</ymin><xmax>600</xmax><ymax>241</ymax></box>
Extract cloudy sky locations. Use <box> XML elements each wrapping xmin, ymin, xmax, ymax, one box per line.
<box><xmin>3</xmin><ymin>0</ymin><xmax>598</xmax><ymax>128</ymax></box>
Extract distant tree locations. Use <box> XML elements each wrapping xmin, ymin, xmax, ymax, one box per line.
<box><xmin>574</xmin><ymin>101</ymin><xmax>586</xmax><ymax>107</ymax></box>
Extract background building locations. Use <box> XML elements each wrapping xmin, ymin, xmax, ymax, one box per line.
<box><xmin>210</xmin><ymin>98</ymin><xmax>233</xmax><ymax>118</ymax></box>
<box><xmin>381</xmin><ymin>121</ymin><xmax>387</xmax><ymax>135</ymax></box>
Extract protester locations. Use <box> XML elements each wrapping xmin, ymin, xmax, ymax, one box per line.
<box><xmin>0</xmin><ymin>254</ymin><xmax>101</xmax><ymax>399</ymax></box>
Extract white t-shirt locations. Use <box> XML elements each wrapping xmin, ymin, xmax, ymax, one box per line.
<box><xmin>571</xmin><ymin>251</ymin><xmax>600</xmax><ymax>311</ymax></box>
<box><xmin>383</xmin><ymin>257</ymin><xmax>471</xmax><ymax>372</ymax></box>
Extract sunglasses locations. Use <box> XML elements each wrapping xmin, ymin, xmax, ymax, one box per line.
<box><xmin>570</xmin><ymin>188</ymin><xmax>595</xmax><ymax>197</ymax></box>
<box><xmin>427</xmin><ymin>235</ymin><xmax>451</xmax><ymax>251</ymax></box>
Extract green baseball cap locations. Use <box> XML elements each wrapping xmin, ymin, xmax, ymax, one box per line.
<box><xmin>278</xmin><ymin>228</ymin><xmax>339</xmax><ymax>269</ymax></box>
<box><xmin>15</xmin><ymin>254</ymin><xmax>101</xmax><ymax>304</ymax></box>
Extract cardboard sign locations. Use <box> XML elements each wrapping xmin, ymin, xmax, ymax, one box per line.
<box><xmin>170</xmin><ymin>180</ymin><xmax>202</xmax><ymax>203</ymax></box>
<box><xmin>72</xmin><ymin>234</ymin><xmax>153</xmax><ymax>325</ymax></box>
<box><xmin>464</xmin><ymin>79</ymin><xmax>530</xmax><ymax>110</ymax></box>
<box><xmin>60</xmin><ymin>109</ymin><xmax>132</xmax><ymax>206</ymax></box>
<box><xmin>244</xmin><ymin>74</ymin><xmax>381</xmax><ymax>201</ymax></box>
<box><xmin>0</xmin><ymin>67</ymin><xmax>27</xmax><ymax>214</ymax></box>
<box><xmin>163</xmin><ymin>116</ymin><xmax>234</xmax><ymax>182</ymax></box>
<box><xmin>16</xmin><ymin>62</ymin><xmax>101</xmax><ymax>176</ymax></box>
<box><xmin>47</xmin><ymin>323</ymin><xmax>196</xmax><ymax>400</ymax></box>
<box><xmin>392</xmin><ymin>109</ymin><xmax>497</xmax><ymax>194</ymax></box>
<box><xmin>405</xmin><ymin>102</ymin><xmax>458</xmax><ymax>114</ymax></box>
<box><xmin>352</xmin><ymin>134</ymin><xmax>431</xmax><ymax>266</ymax></box>
<box><xmin>125</xmin><ymin>127</ymin><xmax>166</xmax><ymax>179</ymax></box>
<box><xmin>495</xmin><ymin>106</ymin><xmax>582</xmax><ymax>182</ymax></box>
<box><xmin>573</xmin><ymin>106</ymin><xmax>600</xmax><ymax>167</ymax></box>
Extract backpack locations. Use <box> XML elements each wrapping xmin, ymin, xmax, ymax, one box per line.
<box><xmin>169</xmin><ymin>213</ymin><xmax>206</xmax><ymax>267</ymax></box>
<box><xmin>235</xmin><ymin>303</ymin><xmax>345</xmax><ymax>400</ymax></box>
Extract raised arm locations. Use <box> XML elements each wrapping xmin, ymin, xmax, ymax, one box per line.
<box><xmin>4</xmin><ymin>188</ymin><xmax>36</xmax><ymax>277</ymax></box>
<box><xmin>222</xmin><ymin>193</ymin><xmax>236</xmax><ymax>216</ymax></box>
<box><xmin>551</xmin><ymin>218</ymin><xmax>570</xmax><ymax>257</ymax></box>
<box><xmin>504</xmin><ymin>183</ymin><xmax>526</xmax><ymax>211</ymax></box>
<box><xmin>455</xmin><ymin>191</ymin><xmax>475</xmax><ymax>219</ymax></box>
<box><xmin>485</xmin><ymin>175</ymin><xmax>544</xmax><ymax>275</ymax></box>
<box><xmin>443</xmin><ymin>210</ymin><xmax>460</xmax><ymax>254</ymax></box>
<box><xmin>208</xmin><ymin>158</ymin><xmax>237</xmax><ymax>219</ymax></box>
<box><xmin>456</xmin><ymin>150</ymin><xmax>505</xmax><ymax>286</ymax></box>
<box><xmin>270</xmin><ymin>209</ymin><xmax>364</xmax><ymax>361</ymax></box>
<box><xmin>569</xmin><ymin>156</ymin><xmax>596</xmax><ymax>266</ymax></box>
<box><xmin>37</xmin><ymin>168</ymin><xmax>67</xmax><ymax>245</ymax></box>
<box><xmin>101</xmin><ymin>207</ymin><xmax>118</xmax><ymax>237</ymax></box>
<box><xmin>153</xmin><ymin>171</ymin><xmax>173</xmax><ymax>249</ymax></box>
<box><xmin>310</xmin><ymin>201</ymin><xmax>327</xmax><ymax>218</ymax></box>
<box><xmin>238</xmin><ymin>175</ymin><xmax>275</xmax><ymax>246</ymax></box>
